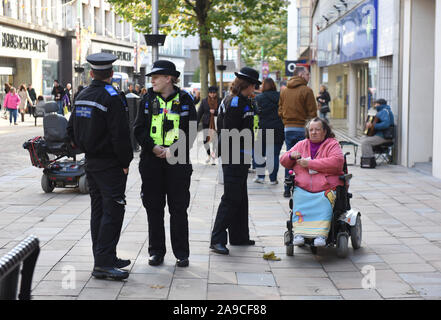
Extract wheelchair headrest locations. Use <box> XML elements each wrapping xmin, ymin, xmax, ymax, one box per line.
<box><xmin>42</xmin><ymin>101</ymin><xmax>59</xmax><ymax>113</ymax></box>
<box><xmin>43</xmin><ymin>114</ymin><xmax>68</xmax><ymax>142</ymax></box>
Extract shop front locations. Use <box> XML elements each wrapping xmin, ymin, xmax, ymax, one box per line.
<box><xmin>317</xmin><ymin>0</ymin><xmax>378</xmax><ymax>134</ymax></box>
<box><xmin>0</xmin><ymin>24</ymin><xmax>61</xmax><ymax>99</ymax></box>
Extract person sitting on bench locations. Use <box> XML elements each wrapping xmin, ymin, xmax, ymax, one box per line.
<box><xmin>361</xmin><ymin>99</ymin><xmax>394</xmax><ymax>168</ymax></box>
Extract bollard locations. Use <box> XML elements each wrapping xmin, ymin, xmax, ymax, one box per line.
<box><xmin>0</xmin><ymin>235</ymin><xmax>40</xmax><ymax>300</ymax></box>
<box><xmin>125</xmin><ymin>93</ymin><xmax>141</xmax><ymax>152</ymax></box>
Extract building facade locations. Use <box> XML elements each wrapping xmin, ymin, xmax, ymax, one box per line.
<box><xmin>308</xmin><ymin>0</ymin><xmax>441</xmax><ymax>179</ymax></box>
<box><xmin>1</xmin><ymin>0</ymin><xmax>188</xmax><ymax>99</ymax></box>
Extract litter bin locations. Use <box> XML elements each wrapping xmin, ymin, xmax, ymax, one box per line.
<box><xmin>125</xmin><ymin>93</ymin><xmax>141</xmax><ymax>152</ymax></box>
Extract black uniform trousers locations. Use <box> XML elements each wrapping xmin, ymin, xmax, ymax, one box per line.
<box><xmin>211</xmin><ymin>164</ymin><xmax>251</xmax><ymax>245</ymax></box>
<box><xmin>139</xmin><ymin>155</ymin><xmax>192</xmax><ymax>260</ymax></box>
<box><xmin>87</xmin><ymin>166</ymin><xmax>127</xmax><ymax>268</ymax></box>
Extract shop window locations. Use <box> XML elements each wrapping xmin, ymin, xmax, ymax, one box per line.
<box><xmin>42</xmin><ymin>60</ymin><xmax>59</xmax><ymax>99</ymax></box>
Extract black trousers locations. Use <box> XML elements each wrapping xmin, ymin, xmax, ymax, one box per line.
<box><xmin>211</xmin><ymin>164</ymin><xmax>251</xmax><ymax>245</ymax></box>
<box><xmin>139</xmin><ymin>155</ymin><xmax>192</xmax><ymax>260</ymax></box>
<box><xmin>87</xmin><ymin>167</ymin><xmax>128</xmax><ymax>268</ymax></box>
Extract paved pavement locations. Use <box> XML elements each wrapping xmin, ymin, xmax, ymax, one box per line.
<box><xmin>1</xmin><ymin>116</ymin><xmax>441</xmax><ymax>300</ymax></box>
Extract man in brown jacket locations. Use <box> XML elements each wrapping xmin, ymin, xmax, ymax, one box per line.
<box><xmin>279</xmin><ymin>66</ymin><xmax>317</xmax><ymax>197</ymax></box>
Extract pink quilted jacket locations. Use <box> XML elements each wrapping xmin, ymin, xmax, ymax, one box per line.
<box><xmin>280</xmin><ymin>138</ymin><xmax>344</xmax><ymax>192</ymax></box>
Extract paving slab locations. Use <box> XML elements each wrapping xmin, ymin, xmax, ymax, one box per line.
<box><xmin>2</xmin><ymin>126</ymin><xmax>441</xmax><ymax>300</ymax></box>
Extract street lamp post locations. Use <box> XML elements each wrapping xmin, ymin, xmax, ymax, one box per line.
<box><xmin>151</xmin><ymin>0</ymin><xmax>159</xmax><ymax>64</ymax></box>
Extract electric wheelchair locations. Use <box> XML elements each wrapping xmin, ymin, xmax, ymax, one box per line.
<box><xmin>284</xmin><ymin>152</ymin><xmax>362</xmax><ymax>258</ymax></box>
<box><xmin>23</xmin><ymin>102</ymin><xmax>89</xmax><ymax>194</ymax></box>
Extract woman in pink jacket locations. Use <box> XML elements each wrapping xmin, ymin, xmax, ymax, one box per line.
<box><xmin>280</xmin><ymin>117</ymin><xmax>344</xmax><ymax>247</ymax></box>
<box><xmin>2</xmin><ymin>87</ymin><xmax>21</xmax><ymax>125</ymax></box>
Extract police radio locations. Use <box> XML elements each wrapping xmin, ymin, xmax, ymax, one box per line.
<box><xmin>152</xmin><ymin>98</ymin><xmax>160</xmax><ymax>115</ymax></box>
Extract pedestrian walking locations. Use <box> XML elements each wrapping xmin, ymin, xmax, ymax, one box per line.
<box><xmin>73</xmin><ymin>85</ymin><xmax>84</xmax><ymax>103</ymax></box>
<box><xmin>2</xmin><ymin>87</ymin><xmax>20</xmax><ymax>125</ymax></box>
<box><xmin>0</xmin><ymin>83</ymin><xmax>11</xmax><ymax>119</ymax></box>
<box><xmin>317</xmin><ymin>84</ymin><xmax>331</xmax><ymax>122</ymax></box>
<box><xmin>197</xmin><ymin>85</ymin><xmax>219</xmax><ymax>165</ymax></box>
<box><xmin>63</xmin><ymin>83</ymin><xmax>72</xmax><ymax>112</ymax></box>
<box><xmin>67</xmin><ymin>52</ymin><xmax>134</xmax><ymax>280</ymax></box>
<box><xmin>278</xmin><ymin>66</ymin><xmax>317</xmax><ymax>198</ymax></box>
<box><xmin>18</xmin><ymin>84</ymin><xmax>33</xmax><ymax>122</ymax></box>
<box><xmin>253</xmin><ymin>78</ymin><xmax>285</xmax><ymax>184</ymax></box>
<box><xmin>134</xmin><ymin>60</ymin><xmax>197</xmax><ymax>268</ymax></box>
<box><xmin>51</xmin><ymin>80</ymin><xmax>65</xmax><ymax>115</ymax></box>
<box><xmin>125</xmin><ymin>83</ymin><xmax>135</xmax><ymax>95</ymax></box>
<box><xmin>27</xmin><ymin>84</ymin><xmax>37</xmax><ymax>116</ymax></box>
<box><xmin>210</xmin><ymin>67</ymin><xmax>261</xmax><ymax>255</ymax></box>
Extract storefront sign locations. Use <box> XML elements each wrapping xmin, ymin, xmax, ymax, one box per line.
<box><xmin>1</xmin><ymin>33</ymin><xmax>48</xmax><ymax>52</ymax></box>
<box><xmin>0</xmin><ymin>26</ymin><xmax>49</xmax><ymax>59</ymax></box>
<box><xmin>102</xmin><ymin>49</ymin><xmax>132</xmax><ymax>62</ymax></box>
<box><xmin>91</xmin><ymin>42</ymin><xmax>134</xmax><ymax>67</ymax></box>
<box><xmin>317</xmin><ymin>0</ymin><xmax>378</xmax><ymax>67</ymax></box>
<box><xmin>285</xmin><ymin>60</ymin><xmax>308</xmax><ymax>76</ymax></box>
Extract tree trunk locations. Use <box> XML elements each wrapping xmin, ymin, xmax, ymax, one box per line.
<box><xmin>199</xmin><ymin>38</ymin><xmax>209</xmax><ymax>100</ymax></box>
<box><xmin>208</xmin><ymin>40</ymin><xmax>216</xmax><ymax>87</ymax></box>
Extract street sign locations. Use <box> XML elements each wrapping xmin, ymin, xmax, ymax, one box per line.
<box><xmin>262</xmin><ymin>62</ymin><xmax>269</xmax><ymax>80</ymax></box>
<box><xmin>285</xmin><ymin>61</ymin><xmax>296</xmax><ymax>76</ymax></box>
<box><xmin>285</xmin><ymin>60</ymin><xmax>309</xmax><ymax>77</ymax></box>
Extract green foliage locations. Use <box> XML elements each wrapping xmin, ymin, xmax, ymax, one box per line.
<box><xmin>239</xmin><ymin>8</ymin><xmax>288</xmax><ymax>76</ymax></box>
<box><xmin>107</xmin><ymin>0</ymin><xmax>289</xmax><ymax>45</ymax></box>
<box><xmin>192</xmin><ymin>66</ymin><xmax>200</xmax><ymax>82</ymax></box>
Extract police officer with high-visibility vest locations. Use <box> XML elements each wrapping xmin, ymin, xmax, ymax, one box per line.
<box><xmin>67</xmin><ymin>52</ymin><xmax>134</xmax><ymax>280</ymax></box>
<box><xmin>134</xmin><ymin>60</ymin><xmax>197</xmax><ymax>267</ymax></box>
<box><xmin>210</xmin><ymin>67</ymin><xmax>261</xmax><ymax>255</ymax></box>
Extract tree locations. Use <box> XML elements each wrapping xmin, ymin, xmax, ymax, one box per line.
<box><xmin>107</xmin><ymin>0</ymin><xmax>288</xmax><ymax>97</ymax></box>
<box><xmin>239</xmin><ymin>8</ymin><xmax>288</xmax><ymax>78</ymax></box>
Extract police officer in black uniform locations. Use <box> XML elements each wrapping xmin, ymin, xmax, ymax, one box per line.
<box><xmin>210</xmin><ymin>67</ymin><xmax>261</xmax><ymax>255</ymax></box>
<box><xmin>134</xmin><ymin>60</ymin><xmax>197</xmax><ymax>267</ymax></box>
<box><xmin>67</xmin><ymin>52</ymin><xmax>133</xmax><ymax>280</ymax></box>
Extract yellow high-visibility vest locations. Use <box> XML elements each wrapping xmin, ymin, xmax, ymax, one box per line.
<box><xmin>150</xmin><ymin>94</ymin><xmax>181</xmax><ymax>146</ymax></box>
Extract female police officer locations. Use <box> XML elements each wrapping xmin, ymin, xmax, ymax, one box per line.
<box><xmin>134</xmin><ymin>60</ymin><xmax>197</xmax><ymax>267</ymax></box>
<box><xmin>210</xmin><ymin>67</ymin><xmax>261</xmax><ymax>255</ymax></box>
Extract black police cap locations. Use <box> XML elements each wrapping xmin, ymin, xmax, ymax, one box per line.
<box><xmin>86</xmin><ymin>52</ymin><xmax>118</xmax><ymax>71</ymax></box>
<box><xmin>235</xmin><ymin>67</ymin><xmax>262</xmax><ymax>85</ymax></box>
<box><xmin>147</xmin><ymin>60</ymin><xmax>180</xmax><ymax>78</ymax></box>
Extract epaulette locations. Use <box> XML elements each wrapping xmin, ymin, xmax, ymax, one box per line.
<box><xmin>104</xmin><ymin>85</ymin><xmax>118</xmax><ymax>96</ymax></box>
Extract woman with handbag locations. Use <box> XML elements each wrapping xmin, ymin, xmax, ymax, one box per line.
<box><xmin>18</xmin><ymin>84</ymin><xmax>33</xmax><ymax>122</ymax></box>
<box><xmin>316</xmin><ymin>85</ymin><xmax>331</xmax><ymax>122</ymax></box>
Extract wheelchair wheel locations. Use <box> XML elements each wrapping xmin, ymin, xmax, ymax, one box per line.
<box><xmin>78</xmin><ymin>175</ymin><xmax>89</xmax><ymax>194</ymax></box>
<box><xmin>41</xmin><ymin>174</ymin><xmax>54</xmax><ymax>193</ymax></box>
<box><xmin>336</xmin><ymin>233</ymin><xmax>349</xmax><ymax>258</ymax></box>
<box><xmin>350</xmin><ymin>215</ymin><xmax>362</xmax><ymax>249</ymax></box>
<box><xmin>286</xmin><ymin>244</ymin><xmax>294</xmax><ymax>256</ymax></box>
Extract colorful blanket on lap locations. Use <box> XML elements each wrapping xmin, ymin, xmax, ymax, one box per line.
<box><xmin>292</xmin><ymin>186</ymin><xmax>336</xmax><ymax>238</ymax></box>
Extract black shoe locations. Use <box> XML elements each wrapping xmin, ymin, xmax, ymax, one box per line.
<box><xmin>92</xmin><ymin>267</ymin><xmax>129</xmax><ymax>280</ymax></box>
<box><xmin>230</xmin><ymin>240</ymin><xmax>255</xmax><ymax>246</ymax></box>
<box><xmin>176</xmin><ymin>258</ymin><xmax>189</xmax><ymax>267</ymax></box>
<box><xmin>283</xmin><ymin>190</ymin><xmax>291</xmax><ymax>198</ymax></box>
<box><xmin>115</xmin><ymin>258</ymin><xmax>131</xmax><ymax>269</ymax></box>
<box><xmin>148</xmin><ymin>255</ymin><xmax>164</xmax><ymax>266</ymax></box>
<box><xmin>210</xmin><ymin>243</ymin><xmax>229</xmax><ymax>255</ymax></box>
